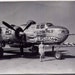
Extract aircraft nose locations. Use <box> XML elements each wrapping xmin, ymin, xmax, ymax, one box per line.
<box><xmin>62</xmin><ymin>28</ymin><xmax>69</xmax><ymax>35</ymax></box>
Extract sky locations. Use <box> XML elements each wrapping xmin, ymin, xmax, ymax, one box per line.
<box><xmin>0</xmin><ymin>1</ymin><xmax>75</xmax><ymax>42</ymax></box>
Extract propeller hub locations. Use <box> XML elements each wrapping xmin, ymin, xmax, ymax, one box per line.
<box><xmin>15</xmin><ymin>27</ymin><xmax>24</xmax><ymax>39</ymax></box>
<box><xmin>2</xmin><ymin>20</ymin><xmax>36</xmax><ymax>41</ymax></box>
<box><xmin>19</xmin><ymin>32</ymin><xmax>25</xmax><ymax>35</ymax></box>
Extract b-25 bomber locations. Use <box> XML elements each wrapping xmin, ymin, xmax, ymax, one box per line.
<box><xmin>0</xmin><ymin>20</ymin><xmax>75</xmax><ymax>59</ymax></box>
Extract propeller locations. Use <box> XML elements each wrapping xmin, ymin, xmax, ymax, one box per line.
<box><xmin>2</xmin><ymin>21</ymin><xmax>16</xmax><ymax>31</ymax></box>
<box><xmin>2</xmin><ymin>20</ymin><xmax>36</xmax><ymax>40</ymax></box>
<box><xmin>23</xmin><ymin>20</ymin><xmax>36</xmax><ymax>31</ymax></box>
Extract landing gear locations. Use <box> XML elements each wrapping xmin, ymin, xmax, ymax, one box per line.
<box><xmin>0</xmin><ymin>47</ymin><xmax>3</xmax><ymax>57</ymax></box>
<box><xmin>52</xmin><ymin>46</ymin><xmax>54</xmax><ymax>52</ymax></box>
<box><xmin>52</xmin><ymin>46</ymin><xmax>62</xmax><ymax>60</ymax></box>
<box><xmin>29</xmin><ymin>46</ymin><xmax>38</xmax><ymax>54</ymax></box>
<box><xmin>32</xmin><ymin>46</ymin><xmax>38</xmax><ymax>54</ymax></box>
<box><xmin>20</xmin><ymin>47</ymin><xmax>24</xmax><ymax>57</ymax></box>
<box><xmin>55</xmin><ymin>51</ymin><xmax>62</xmax><ymax>60</ymax></box>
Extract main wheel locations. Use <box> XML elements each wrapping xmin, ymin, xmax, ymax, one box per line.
<box><xmin>0</xmin><ymin>47</ymin><xmax>3</xmax><ymax>57</ymax></box>
<box><xmin>55</xmin><ymin>51</ymin><xmax>62</xmax><ymax>60</ymax></box>
<box><xmin>30</xmin><ymin>46</ymin><xmax>38</xmax><ymax>54</ymax></box>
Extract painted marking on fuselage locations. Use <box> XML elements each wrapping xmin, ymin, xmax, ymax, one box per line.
<box><xmin>5</xmin><ymin>28</ymin><xmax>12</xmax><ymax>35</ymax></box>
<box><xmin>36</xmin><ymin>26</ymin><xmax>69</xmax><ymax>43</ymax></box>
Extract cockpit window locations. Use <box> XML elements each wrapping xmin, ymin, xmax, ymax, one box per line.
<box><xmin>61</xmin><ymin>30</ymin><xmax>65</xmax><ymax>33</ymax></box>
<box><xmin>46</xmin><ymin>23</ymin><xmax>53</xmax><ymax>27</ymax></box>
<box><xmin>36</xmin><ymin>24</ymin><xmax>45</xmax><ymax>29</ymax></box>
<box><xmin>36</xmin><ymin>25</ymin><xmax>40</xmax><ymax>29</ymax></box>
<box><xmin>41</xmin><ymin>24</ymin><xmax>45</xmax><ymax>29</ymax></box>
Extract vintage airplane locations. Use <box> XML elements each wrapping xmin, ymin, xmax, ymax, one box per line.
<box><xmin>0</xmin><ymin>20</ymin><xmax>75</xmax><ymax>59</ymax></box>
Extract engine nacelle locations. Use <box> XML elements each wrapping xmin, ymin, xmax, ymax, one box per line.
<box><xmin>1</xmin><ymin>26</ymin><xmax>26</xmax><ymax>44</ymax></box>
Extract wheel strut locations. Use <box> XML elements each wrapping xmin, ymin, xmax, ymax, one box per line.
<box><xmin>20</xmin><ymin>47</ymin><xmax>24</xmax><ymax>57</ymax></box>
<box><xmin>0</xmin><ymin>47</ymin><xmax>3</xmax><ymax>57</ymax></box>
<box><xmin>52</xmin><ymin>46</ymin><xmax>54</xmax><ymax>52</ymax></box>
<box><xmin>52</xmin><ymin>46</ymin><xmax>62</xmax><ymax>60</ymax></box>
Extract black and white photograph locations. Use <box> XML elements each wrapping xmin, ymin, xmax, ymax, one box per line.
<box><xmin>0</xmin><ymin>1</ymin><xmax>75</xmax><ymax>74</ymax></box>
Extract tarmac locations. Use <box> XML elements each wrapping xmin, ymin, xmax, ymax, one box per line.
<box><xmin>0</xmin><ymin>47</ymin><xmax>75</xmax><ymax>74</ymax></box>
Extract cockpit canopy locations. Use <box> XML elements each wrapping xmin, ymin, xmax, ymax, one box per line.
<box><xmin>46</xmin><ymin>23</ymin><xmax>54</xmax><ymax>27</ymax></box>
<box><xmin>36</xmin><ymin>23</ymin><xmax>54</xmax><ymax>29</ymax></box>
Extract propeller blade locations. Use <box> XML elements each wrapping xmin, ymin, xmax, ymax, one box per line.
<box><xmin>2</xmin><ymin>21</ymin><xmax>15</xmax><ymax>31</ymax></box>
<box><xmin>23</xmin><ymin>20</ymin><xmax>36</xmax><ymax>31</ymax></box>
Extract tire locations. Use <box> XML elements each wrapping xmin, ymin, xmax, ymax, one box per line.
<box><xmin>0</xmin><ymin>48</ymin><xmax>3</xmax><ymax>57</ymax></box>
<box><xmin>55</xmin><ymin>51</ymin><xmax>62</xmax><ymax>60</ymax></box>
<box><xmin>31</xmin><ymin>46</ymin><xmax>38</xmax><ymax>54</ymax></box>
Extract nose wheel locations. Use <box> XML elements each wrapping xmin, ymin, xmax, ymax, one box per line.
<box><xmin>55</xmin><ymin>51</ymin><xmax>62</xmax><ymax>60</ymax></box>
<box><xmin>52</xmin><ymin>46</ymin><xmax>62</xmax><ymax>60</ymax></box>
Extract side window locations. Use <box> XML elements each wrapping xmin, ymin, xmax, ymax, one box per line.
<box><xmin>40</xmin><ymin>24</ymin><xmax>45</xmax><ymax>29</ymax></box>
<box><xmin>36</xmin><ymin>24</ymin><xmax>45</xmax><ymax>29</ymax></box>
<box><xmin>46</xmin><ymin>23</ymin><xmax>53</xmax><ymax>27</ymax></box>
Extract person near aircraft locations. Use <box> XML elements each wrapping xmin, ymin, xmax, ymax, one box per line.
<box><xmin>39</xmin><ymin>42</ymin><xmax>45</xmax><ymax>62</ymax></box>
<box><xmin>0</xmin><ymin>20</ymin><xmax>73</xmax><ymax>60</ymax></box>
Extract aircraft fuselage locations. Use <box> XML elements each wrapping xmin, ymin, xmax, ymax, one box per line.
<box><xmin>0</xmin><ymin>23</ymin><xmax>69</xmax><ymax>47</ymax></box>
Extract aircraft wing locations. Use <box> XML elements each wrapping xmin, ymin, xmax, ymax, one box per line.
<box><xmin>43</xmin><ymin>42</ymin><xmax>75</xmax><ymax>49</ymax></box>
<box><xmin>52</xmin><ymin>42</ymin><xmax>75</xmax><ymax>48</ymax></box>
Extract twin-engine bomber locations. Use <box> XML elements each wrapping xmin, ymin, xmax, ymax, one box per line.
<box><xmin>0</xmin><ymin>20</ymin><xmax>75</xmax><ymax>59</ymax></box>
